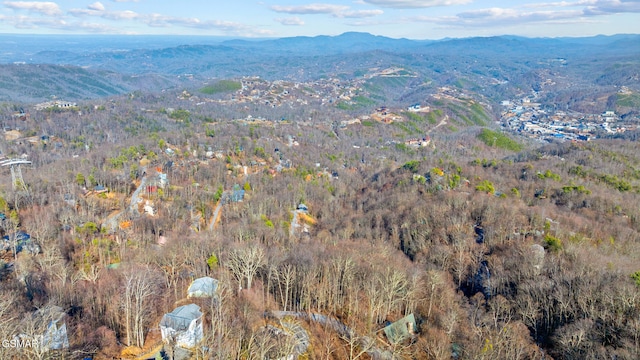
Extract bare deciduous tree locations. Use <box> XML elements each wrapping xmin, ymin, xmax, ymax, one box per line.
<box><xmin>226</xmin><ymin>245</ymin><xmax>265</xmax><ymax>290</ymax></box>
<box><xmin>121</xmin><ymin>267</ymin><xmax>161</xmax><ymax>348</ymax></box>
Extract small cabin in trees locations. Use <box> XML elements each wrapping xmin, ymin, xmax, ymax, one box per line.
<box><xmin>383</xmin><ymin>313</ymin><xmax>417</xmax><ymax>344</ymax></box>
<box><xmin>187</xmin><ymin>277</ymin><xmax>218</xmax><ymax>298</ymax></box>
<box><xmin>221</xmin><ymin>184</ymin><xmax>246</xmax><ymax>204</ymax></box>
<box><xmin>160</xmin><ymin>304</ymin><xmax>203</xmax><ymax>349</ymax></box>
<box><xmin>230</xmin><ymin>184</ymin><xmax>245</xmax><ymax>203</ymax></box>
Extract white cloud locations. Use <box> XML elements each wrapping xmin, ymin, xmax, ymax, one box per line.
<box><xmin>523</xmin><ymin>0</ymin><xmax>640</xmax><ymax>12</ymax></box>
<box><xmin>7</xmin><ymin>14</ymin><xmax>64</xmax><ymax>29</ymax></box>
<box><xmin>517</xmin><ymin>0</ymin><xmax>640</xmax><ymax>14</ymax></box>
<box><xmin>413</xmin><ymin>0</ymin><xmax>640</xmax><ymax>28</ymax></box>
<box><xmin>455</xmin><ymin>7</ymin><xmax>582</xmax><ymax>23</ymax></box>
<box><xmin>270</xmin><ymin>2</ymin><xmax>383</xmax><ymax>18</ymax></box>
<box><xmin>88</xmin><ymin>2</ymin><xmax>105</xmax><ymax>11</ymax></box>
<box><xmin>66</xmin><ymin>4</ymin><xmax>276</xmax><ymax>36</ymax></box>
<box><xmin>340</xmin><ymin>9</ymin><xmax>384</xmax><ymax>18</ymax></box>
<box><xmin>103</xmin><ymin>10</ymin><xmax>138</xmax><ymax>20</ymax></box>
<box><xmin>585</xmin><ymin>0</ymin><xmax>640</xmax><ymax>14</ymax></box>
<box><xmin>69</xmin><ymin>6</ymin><xmax>101</xmax><ymax>17</ymax></box>
<box><xmin>361</xmin><ymin>0</ymin><xmax>472</xmax><ymax>8</ymax></box>
<box><xmin>271</xmin><ymin>3</ymin><xmax>350</xmax><ymax>15</ymax></box>
<box><xmin>69</xmin><ymin>3</ymin><xmax>139</xmax><ymax>20</ymax></box>
<box><xmin>144</xmin><ymin>13</ymin><xmax>275</xmax><ymax>37</ymax></box>
<box><xmin>523</xmin><ymin>1</ymin><xmax>596</xmax><ymax>8</ymax></box>
<box><xmin>3</xmin><ymin>1</ymin><xmax>62</xmax><ymax>16</ymax></box>
<box><xmin>419</xmin><ymin>8</ymin><xmax>584</xmax><ymax>27</ymax></box>
<box><xmin>275</xmin><ymin>16</ymin><xmax>305</xmax><ymax>25</ymax></box>
<box><xmin>0</xmin><ymin>13</ymin><xmax>126</xmax><ymax>33</ymax></box>
<box><xmin>2</xmin><ymin>1</ymin><xmax>274</xmax><ymax>36</ymax></box>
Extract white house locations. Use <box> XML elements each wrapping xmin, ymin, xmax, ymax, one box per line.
<box><xmin>160</xmin><ymin>304</ymin><xmax>203</xmax><ymax>349</ymax></box>
<box><xmin>187</xmin><ymin>277</ymin><xmax>218</xmax><ymax>298</ymax></box>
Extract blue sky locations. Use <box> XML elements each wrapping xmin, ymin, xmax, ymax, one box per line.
<box><xmin>0</xmin><ymin>0</ymin><xmax>638</xmax><ymax>38</ymax></box>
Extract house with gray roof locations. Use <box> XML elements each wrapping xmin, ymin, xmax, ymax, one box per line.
<box><xmin>160</xmin><ymin>304</ymin><xmax>203</xmax><ymax>349</ymax></box>
<box><xmin>187</xmin><ymin>277</ymin><xmax>218</xmax><ymax>298</ymax></box>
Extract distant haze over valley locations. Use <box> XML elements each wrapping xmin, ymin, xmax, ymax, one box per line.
<box><xmin>0</xmin><ymin>32</ymin><xmax>638</xmax><ymax>103</ymax></box>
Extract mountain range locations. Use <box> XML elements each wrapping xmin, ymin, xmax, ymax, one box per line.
<box><xmin>0</xmin><ymin>32</ymin><xmax>638</xmax><ymax>102</ymax></box>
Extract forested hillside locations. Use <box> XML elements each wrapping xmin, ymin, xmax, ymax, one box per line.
<box><xmin>2</xmin><ymin>33</ymin><xmax>639</xmax><ymax>106</ymax></box>
<box><xmin>0</xmin><ymin>31</ymin><xmax>638</xmax><ymax>360</ymax></box>
<box><xmin>0</xmin><ymin>87</ymin><xmax>638</xmax><ymax>359</ymax></box>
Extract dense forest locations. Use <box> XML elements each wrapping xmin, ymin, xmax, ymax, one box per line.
<box><xmin>0</xmin><ymin>85</ymin><xmax>638</xmax><ymax>360</ymax></box>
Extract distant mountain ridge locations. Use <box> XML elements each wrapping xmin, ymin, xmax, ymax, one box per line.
<box><xmin>0</xmin><ymin>32</ymin><xmax>638</xmax><ymax>102</ymax></box>
<box><xmin>2</xmin><ymin>31</ymin><xmax>638</xmax><ymax>73</ymax></box>
<box><xmin>14</xmin><ymin>33</ymin><xmax>638</xmax><ymax>78</ymax></box>
<box><xmin>221</xmin><ymin>32</ymin><xmax>430</xmax><ymax>55</ymax></box>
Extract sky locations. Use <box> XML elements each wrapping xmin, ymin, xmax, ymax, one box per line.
<box><xmin>0</xmin><ymin>0</ymin><xmax>638</xmax><ymax>39</ymax></box>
